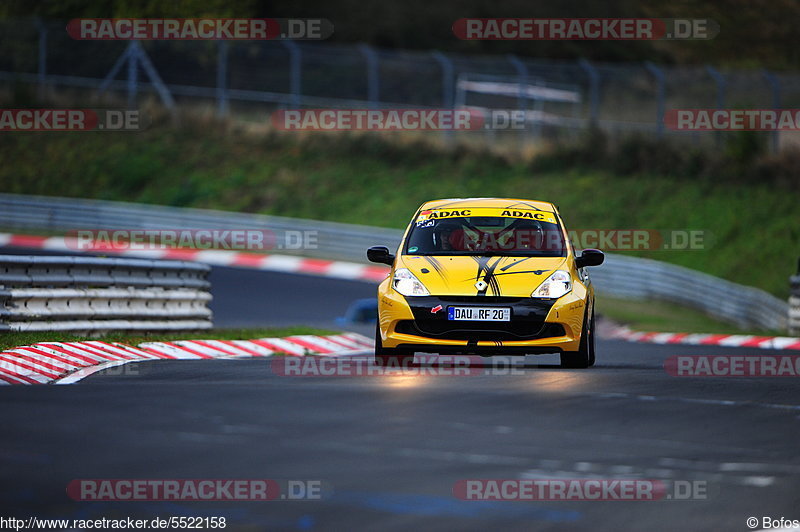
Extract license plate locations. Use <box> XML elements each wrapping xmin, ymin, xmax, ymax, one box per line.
<box><xmin>447</xmin><ymin>306</ymin><xmax>511</xmax><ymax>321</ymax></box>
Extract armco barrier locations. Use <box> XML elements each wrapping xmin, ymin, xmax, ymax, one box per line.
<box><xmin>0</xmin><ymin>255</ymin><xmax>212</xmax><ymax>332</ymax></box>
<box><xmin>0</xmin><ymin>193</ymin><xmax>402</xmax><ymax>263</ymax></box>
<box><xmin>0</xmin><ymin>193</ymin><xmax>790</xmax><ymax>332</ymax></box>
<box><xmin>790</xmin><ymin>274</ymin><xmax>800</xmax><ymax>336</ymax></box>
<box><xmin>589</xmin><ymin>254</ymin><xmax>788</xmax><ymax>332</ymax></box>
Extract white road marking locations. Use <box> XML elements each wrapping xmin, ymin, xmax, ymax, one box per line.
<box><xmin>738</xmin><ymin>476</ymin><xmax>775</xmax><ymax>487</ymax></box>
<box><xmin>594</xmin><ymin>391</ymin><xmax>800</xmax><ymax>412</ymax></box>
<box><xmin>55</xmin><ymin>360</ymin><xmax>143</xmax><ymax>384</ymax></box>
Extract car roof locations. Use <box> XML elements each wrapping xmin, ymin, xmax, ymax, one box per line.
<box><xmin>419</xmin><ymin>198</ymin><xmax>557</xmax><ymax>212</ymax></box>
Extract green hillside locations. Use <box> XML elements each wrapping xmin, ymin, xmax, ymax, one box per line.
<box><xmin>0</xmin><ymin>124</ymin><xmax>797</xmax><ymax>298</ymax></box>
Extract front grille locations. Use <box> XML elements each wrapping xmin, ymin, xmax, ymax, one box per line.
<box><xmin>433</xmin><ymin>296</ymin><xmax>527</xmax><ymax>304</ymax></box>
<box><xmin>395</xmin><ymin>320</ymin><xmax>565</xmax><ymax>341</ymax></box>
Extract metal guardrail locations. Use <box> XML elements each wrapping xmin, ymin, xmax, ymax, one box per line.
<box><xmin>0</xmin><ymin>193</ymin><xmax>791</xmax><ymax>332</ymax></box>
<box><xmin>0</xmin><ymin>254</ymin><xmax>212</xmax><ymax>332</ymax></box>
<box><xmin>0</xmin><ymin>193</ymin><xmax>402</xmax><ymax>263</ymax></box>
<box><xmin>589</xmin><ymin>254</ymin><xmax>788</xmax><ymax>332</ymax></box>
<box><xmin>790</xmin><ymin>273</ymin><xmax>800</xmax><ymax>336</ymax></box>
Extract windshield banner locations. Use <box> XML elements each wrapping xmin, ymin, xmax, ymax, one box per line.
<box><xmin>416</xmin><ymin>208</ymin><xmax>557</xmax><ymax>224</ymax></box>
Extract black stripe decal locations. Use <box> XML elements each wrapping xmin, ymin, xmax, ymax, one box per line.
<box><xmin>500</xmin><ymin>257</ymin><xmax>531</xmax><ymax>271</ymax></box>
<box><xmin>423</xmin><ymin>256</ymin><xmax>449</xmax><ymax>287</ymax></box>
<box><xmin>490</xmin><ymin>269</ymin><xmax>548</xmax><ymax>278</ymax></box>
<box><xmin>474</xmin><ymin>256</ymin><xmax>504</xmax><ymax>296</ymax></box>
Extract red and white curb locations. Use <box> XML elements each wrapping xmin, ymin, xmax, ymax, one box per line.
<box><xmin>0</xmin><ymin>233</ymin><xmax>390</xmax><ymax>283</ymax></box>
<box><xmin>605</xmin><ymin>326</ymin><xmax>800</xmax><ymax>351</ymax></box>
<box><xmin>0</xmin><ymin>333</ymin><xmax>374</xmax><ymax>385</ymax></box>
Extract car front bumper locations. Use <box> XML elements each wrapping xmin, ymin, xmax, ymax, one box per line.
<box><xmin>377</xmin><ymin>279</ymin><xmax>588</xmax><ymax>354</ymax></box>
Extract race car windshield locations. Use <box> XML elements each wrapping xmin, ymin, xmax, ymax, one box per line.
<box><xmin>404</xmin><ymin>215</ymin><xmax>566</xmax><ymax>257</ymax></box>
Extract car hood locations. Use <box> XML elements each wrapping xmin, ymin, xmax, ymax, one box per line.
<box><xmin>396</xmin><ymin>255</ymin><xmax>567</xmax><ymax>297</ymax></box>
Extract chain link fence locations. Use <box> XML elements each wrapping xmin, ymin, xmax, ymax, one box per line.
<box><xmin>2</xmin><ymin>19</ymin><xmax>800</xmax><ymax>148</ymax></box>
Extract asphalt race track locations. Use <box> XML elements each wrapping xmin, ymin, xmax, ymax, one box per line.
<box><xmin>208</xmin><ymin>265</ymin><xmax>377</xmax><ymax>328</ymax></box>
<box><xmin>1</xmin><ymin>254</ymin><xmax>799</xmax><ymax>531</ymax></box>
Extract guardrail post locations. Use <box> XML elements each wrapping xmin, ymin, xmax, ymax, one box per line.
<box><xmin>282</xmin><ymin>40</ymin><xmax>302</xmax><ymax>109</ymax></box>
<box><xmin>763</xmin><ymin>69</ymin><xmax>781</xmax><ymax>153</ymax></box>
<box><xmin>98</xmin><ymin>42</ymin><xmax>135</xmax><ymax>97</ymax></box>
<box><xmin>431</xmin><ymin>51</ymin><xmax>454</xmax><ymax>109</ymax></box>
<box><xmin>705</xmin><ymin>65</ymin><xmax>726</xmax><ymax>147</ymax></box>
<box><xmin>644</xmin><ymin>61</ymin><xmax>665</xmax><ymax>138</ymax></box>
<box><xmin>579</xmin><ymin>58</ymin><xmax>600</xmax><ymax>127</ymax></box>
<box><xmin>132</xmin><ymin>42</ymin><xmax>177</xmax><ymax>114</ymax></box>
<box><xmin>507</xmin><ymin>55</ymin><xmax>527</xmax><ymax>113</ymax></box>
<box><xmin>507</xmin><ymin>54</ymin><xmax>531</xmax><ymax>138</ymax></box>
<box><xmin>216</xmin><ymin>40</ymin><xmax>228</xmax><ymax>117</ymax></box>
<box><xmin>431</xmin><ymin>50</ymin><xmax>454</xmax><ymax>143</ymax></box>
<box><xmin>791</xmin><ymin>259</ymin><xmax>800</xmax><ymax>336</ymax></box>
<box><xmin>359</xmin><ymin>44</ymin><xmax>379</xmax><ymax>109</ymax></box>
<box><xmin>35</xmin><ymin>19</ymin><xmax>47</xmax><ymax>99</ymax></box>
<box><xmin>127</xmin><ymin>41</ymin><xmax>139</xmax><ymax>108</ymax></box>
<box><xmin>99</xmin><ymin>42</ymin><xmax>175</xmax><ymax>112</ymax></box>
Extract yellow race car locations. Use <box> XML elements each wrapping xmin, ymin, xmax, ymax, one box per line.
<box><xmin>367</xmin><ymin>198</ymin><xmax>604</xmax><ymax>368</ymax></box>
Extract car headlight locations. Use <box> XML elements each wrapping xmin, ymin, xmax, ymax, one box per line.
<box><xmin>531</xmin><ymin>270</ymin><xmax>571</xmax><ymax>298</ymax></box>
<box><xmin>393</xmin><ymin>268</ymin><xmax>430</xmax><ymax>296</ymax></box>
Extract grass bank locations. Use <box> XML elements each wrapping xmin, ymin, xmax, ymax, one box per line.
<box><xmin>597</xmin><ymin>296</ymin><xmax>785</xmax><ymax>336</ymax></box>
<box><xmin>0</xmin><ymin>122</ymin><xmax>797</xmax><ymax>298</ymax></box>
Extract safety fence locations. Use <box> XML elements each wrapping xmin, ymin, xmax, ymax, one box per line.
<box><xmin>0</xmin><ymin>254</ymin><xmax>212</xmax><ymax>332</ymax></box>
<box><xmin>791</xmin><ymin>272</ymin><xmax>800</xmax><ymax>335</ymax></box>
<box><xmin>2</xmin><ymin>19</ymin><xmax>799</xmax><ymax>149</ymax></box>
<box><xmin>0</xmin><ymin>193</ymin><xmax>791</xmax><ymax>332</ymax></box>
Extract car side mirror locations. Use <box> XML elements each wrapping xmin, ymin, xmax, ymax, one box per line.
<box><xmin>367</xmin><ymin>246</ymin><xmax>395</xmax><ymax>266</ymax></box>
<box><xmin>575</xmin><ymin>248</ymin><xmax>605</xmax><ymax>268</ymax></box>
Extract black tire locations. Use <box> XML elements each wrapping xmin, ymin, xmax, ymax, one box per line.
<box><xmin>560</xmin><ymin>304</ymin><xmax>594</xmax><ymax>369</ymax></box>
<box><xmin>587</xmin><ymin>307</ymin><xmax>596</xmax><ymax>367</ymax></box>
<box><xmin>374</xmin><ymin>324</ymin><xmax>414</xmax><ymax>367</ymax></box>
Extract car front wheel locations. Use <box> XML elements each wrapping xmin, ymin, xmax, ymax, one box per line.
<box><xmin>374</xmin><ymin>323</ymin><xmax>415</xmax><ymax>367</ymax></box>
<box><xmin>560</xmin><ymin>306</ymin><xmax>595</xmax><ymax>369</ymax></box>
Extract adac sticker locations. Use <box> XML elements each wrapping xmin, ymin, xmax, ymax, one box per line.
<box><xmin>416</xmin><ymin>208</ymin><xmax>556</xmax><ymax>224</ymax></box>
